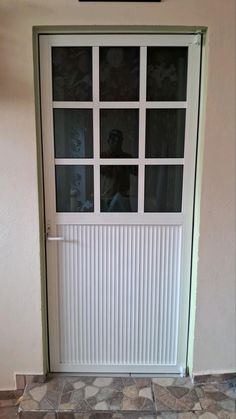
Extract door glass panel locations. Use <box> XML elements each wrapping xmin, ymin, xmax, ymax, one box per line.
<box><xmin>146</xmin><ymin>109</ymin><xmax>186</xmax><ymax>158</ymax></box>
<box><xmin>100</xmin><ymin>165</ymin><xmax>138</xmax><ymax>212</ymax></box>
<box><xmin>55</xmin><ymin>165</ymin><xmax>94</xmax><ymax>212</ymax></box>
<box><xmin>52</xmin><ymin>47</ymin><xmax>92</xmax><ymax>101</ymax></box>
<box><xmin>54</xmin><ymin>109</ymin><xmax>93</xmax><ymax>158</ymax></box>
<box><xmin>100</xmin><ymin>47</ymin><xmax>140</xmax><ymax>101</ymax></box>
<box><xmin>147</xmin><ymin>47</ymin><xmax>188</xmax><ymax>101</ymax></box>
<box><xmin>100</xmin><ymin>109</ymin><xmax>139</xmax><ymax>158</ymax></box>
<box><xmin>145</xmin><ymin>165</ymin><xmax>183</xmax><ymax>212</ymax></box>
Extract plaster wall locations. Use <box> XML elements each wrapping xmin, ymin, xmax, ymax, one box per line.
<box><xmin>0</xmin><ymin>0</ymin><xmax>235</xmax><ymax>389</ymax></box>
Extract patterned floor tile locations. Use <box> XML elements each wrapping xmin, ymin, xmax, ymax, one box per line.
<box><xmin>196</xmin><ymin>382</ymin><xmax>236</xmax><ymax>417</ymax></box>
<box><xmin>17</xmin><ymin>375</ymin><xmax>236</xmax><ymax>419</ymax></box>
<box><xmin>19</xmin><ymin>412</ymin><xmax>56</xmax><ymax>418</ymax></box>
<box><xmin>0</xmin><ymin>390</ymin><xmax>23</xmax><ymax>400</ymax></box>
<box><xmin>0</xmin><ymin>399</ymin><xmax>17</xmax><ymax>408</ymax></box>
<box><xmin>152</xmin><ymin>378</ymin><xmax>201</xmax><ymax>412</ymax></box>
<box><xmin>0</xmin><ymin>405</ymin><xmax>19</xmax><ymax>418</ymax></box>
<box><xmin>57</xmin><ymin>414</ymin><xmax>156</xmax><ymax>419</ymax></box>
<box><xmin>19</xmin><ymin>376</ymin><xmax>64</xmax><ymax>411</ymax></box>
<box><xmin>59</xmin><ymin>377</ymin><xmax>155</xmax><ymax>412</ymax></box>
<box><xmin>19</xmin><ymin>413</ymin><xmax>56</xmax><ymax>418</ymax></box>
<box><xmin>157</xmin><ymin>413</ymin><xmax>236</xmax><ymax>418</ymax></box>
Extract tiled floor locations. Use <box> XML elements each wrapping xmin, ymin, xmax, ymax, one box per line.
<box><xmin>1</xmin><ymin>376</ymin><xmax>236</xmax><ymax>418</ymax></box>
<box><xmin>0</xmin><ymin>390</ymin><xmax>23</xmax><ymax>419</ymax></box>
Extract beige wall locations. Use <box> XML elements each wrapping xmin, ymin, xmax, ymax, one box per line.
<box><xmin>0</xmin><ymin>0</ymin><xmax>235</xmax><ymax>389</ymax></box>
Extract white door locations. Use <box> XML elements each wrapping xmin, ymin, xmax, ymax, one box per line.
<box><xmin>40</xmin><ymin>33</ymin><xmax>201</xmax><ymax>374</ymax></box>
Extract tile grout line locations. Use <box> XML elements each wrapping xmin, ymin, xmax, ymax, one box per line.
<box><xmin>151</xmin><ymin>379</ymin><xmax>157</xmax><ymax>413</ymax></box>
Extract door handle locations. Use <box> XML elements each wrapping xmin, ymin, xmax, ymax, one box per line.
<box><xmin>47</xmin><ymin>236</ymin><xmax>64</xmax><ymax>241</ymax></box>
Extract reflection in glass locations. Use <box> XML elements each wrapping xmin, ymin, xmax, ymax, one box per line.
<box><xmin>147</xmin><ymin>47</ymin><xmax>188</xmax><ymax>101</ymax></box>
<box><xmin>54</xmin><ymin>109</ymin><xmax>93</xmax><ymax>158</ymax></box>
<box><xmin>100</xmin><ymin>109</ymin><xmax>139</xmax><ymax>158</ymax></box>
<box><xmin>100</xmin><ymin>165</ymin><xmax>138</xmax><ymax>212</ymax></box>
<box><xmin>145</xmin><ymin>165</ymin><xmax>183</xmax><ymax>212</ymax></box>
<box><xmin>52</xmin><ymin>47</ymin><xmax>92</xmax><ymax>101</ymax></box>
<box><xmin>146</xmin><ymin>109</ymin><xmax>186</xmax><ymax>158</ymax></box>
<box><xmin>55</xmin><ymin>165</ymin><xmax>94</xmax><ymax>212</ymax></box>
<box><xmin>100</xmin><ymin>47</ymin><xmax>140</xmax><ymax>101</ymax></box>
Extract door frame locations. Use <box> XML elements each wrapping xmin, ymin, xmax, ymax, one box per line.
<box><xmin>33</xmin><ymin>26</ymin><xmax>204</xmax><ymax>376</ymax></box>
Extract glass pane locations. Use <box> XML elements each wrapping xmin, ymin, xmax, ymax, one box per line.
<box><xmin>146</xmin><ymin>109</ymin><xmax>186</xmax><ymax>158</ymax></box>
<box><xmin>52</xmin><ymin>47</ymin><xmax>92</xmax><ymax>101</ymax></box>
<box><xmin>100</xmin><ymin>165</ymin><xmax>138</xmax><ymax>212</ymax></box>
<box><xmin>54</xmin><ymin>109</ymin><xmax>93</xmax><ymax>158</ymax></box>
<box><xmin>55</xmin><ymin>165</ymin><xmax>94</xmax><ymax>212</ymax></box>
<box><xmin>147</xmin><ymin>47</ymin><xmax>188</xmax><ymax>101</ymax></box>
<box><xmin>144</xmin><ymin>165</ymin><xmax>183</xmax><ymax>212</ymax></box>
<box><xmin>100</xmin><ymin>109</ymin><xmax>139</xmax><ymax>158</ymax></box>
<box><xmin>100</xmin><ymin>47</ymin><xmax>140</xmax><ymax>101</ymax></box>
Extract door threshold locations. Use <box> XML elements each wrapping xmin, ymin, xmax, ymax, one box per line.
<box><xmin>48</xmin><ymin>372</ymin><xmax>183</xmax><ymax>378</ymax></box>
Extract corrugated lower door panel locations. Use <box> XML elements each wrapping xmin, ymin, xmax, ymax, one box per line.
<box><xmin>57</xmin><ymin>224</ymin><xmax>182</xmax><ymax>367</ymax></box>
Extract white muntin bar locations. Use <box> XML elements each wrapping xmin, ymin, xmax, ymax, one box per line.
<box><xmin>53</xmin><ymin>101</ymin><xmax>187</xmax><ymax>109</ymax></box>
<box><xmin>93</xmin><ymin>46</ymin><xmax>100</xmax><ymax>213</ymax></box>
<box><xmin>138</xmin><ymin>46</ymin><xmax>147</xmax><ymax>213</ymax></box>
<box><xmin>54</xmin><ymin>158</ymin><xmax>184</xmax><ymax>166</ymax></box>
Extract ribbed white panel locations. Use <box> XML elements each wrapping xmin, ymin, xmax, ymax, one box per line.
<box><xmin>57</xmin><ymin>224</ymin><xmax>182</xmax><ymax>366</ymax></box>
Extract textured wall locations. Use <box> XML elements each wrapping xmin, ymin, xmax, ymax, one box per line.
<box><xmin>0</xmin><ymin>0</ymin><xmax>235</xmax><ymax>389</ymax></box>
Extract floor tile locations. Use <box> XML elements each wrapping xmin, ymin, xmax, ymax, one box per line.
<box><xmin>17</xmin><ymin>375</ymin><xmax>236</xmax><ymax>419</ymax></box>
<box><xmin>0</xmin><ymin>399</ymin><xmax>17</xmax><ymax>408</ymax></box>
<box><xmin>20</xmin><ymin>376</ymin><xmax>64</xmax><ymax>411</ymax></box>
<box><xmin>59</xmin><ymin>377</ymin><xmax>155</xmax><ymax>412</ymax></box>
<box><xmin>152</xmin><ymin>378</ymin><xmax>201</xmax><ymax>412</ymax></box>
<box><xmin>157</xmin><ymin>413</ymin><xmax>236</xmax><ymax>418</ymax></box>
<box><xmin>0</xmin><ymin>405</ymin><xmax>19</xmax><ymax>418</ymax></box>
<box><xmin>196</xmin><ymin>382</ymin><xmax>236</xmax><ymax>417</ymax></box>
<box><xmin>0</xmin><ymin>390</ymin><xmax>23</xmax><ymax>400</ymax></box>
<box><xmin>152</xmin><ymin>379</ymin><xmax>193</xmax><ymax>389</ymax></box>
<box><xmin>19</xmin><ymin>413</ymin><xmax>56</xmax><ymax>418</ymax></box>
<box><xmin>57</xmin><ymin>414</ymin><xmax>156</xmax><ymax>419</ymax></box>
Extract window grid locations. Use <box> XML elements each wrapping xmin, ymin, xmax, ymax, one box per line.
<box><xmin>52</xmin><ymin>45</ymin><xmax>187</xmax><ymax>214</ymax></box>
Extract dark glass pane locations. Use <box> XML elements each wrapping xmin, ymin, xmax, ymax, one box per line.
<box><xmin>54</xmin><ymin>109</ymin><xmax>93</xmax><ymax>158</ymax></box>
<box><xmin>100</xmin><ymin>47</ymin><xmax>140</xmax><ymax>101</ymax></box>
<box><xmin>100</xmin><ymin>109</ymin><xmax>139</xmax><ymax>158</ymax></box>
<box><xmin>145</xmin><ymin>165</ymin><xmax>183</xmax><ymax>212</ymax></box>
<box><xmin>100</xmin><ymin>165</ymin><xmax>138</xmax><ymax>212</ymax></box>
<box><xmin>146</xmin><ymin>109</ymin><xmax>186</xmax><ymax>158</ymax></box>
<box><xmin>52</xmin><ymin>47</ymin><xmax>92</xmax><ymax>101</ymax></box>
<box><xmin>147</xmin><ymin>47</ymin><xmax>188</xmax><ymax>101</ymax></box>
<box><xmin>55</xmin><ymin>165</ymin><xmax>94</xmax><ymax>212</ymax></box>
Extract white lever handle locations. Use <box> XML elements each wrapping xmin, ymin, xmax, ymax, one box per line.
<box><xmin>47</xmin><ymin>236</ymin><xmax>64</xmax><ymax>241</ymax></box>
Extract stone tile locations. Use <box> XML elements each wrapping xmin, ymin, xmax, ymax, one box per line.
<box><xmin>56</xmin><ymin>413</ymin><xmax>235</xmax><ymax>419</ymax></box>
<box><xmin>193</xmin><ymin>374</ymin><xmax>236</xmax><ymax>385</ymax></box>
<box><xmin>17</xmin><ymin>375</ymin><xmax>236</xmax><ymax>419</ymax></box>
<box><xmin>0</xmin><ymin>390</ymin><xmax>23</xmax><ymax>400</ymax></box>
<box><xmin>59</xmin><ymin>376</ymin><xmax>155</xmax><ymax>412</ymax></box>
<box><xmin>25</xmin><ymin>375</ymin><xmax>46</xmax><ymax>385</ymax></box>
<box><xmin>197</xmin><ymin>383</ymin><xmax>236</xmax><ymax>419</ymax></box>
<box><xmin>156</xmin><ymin>413</ymin><xmax>236</xmax><ymax>418</ymax></box>
<box><xmin>20</xmin><ymin>376</ymin><xmax>64</xmax><ymax>412</ymax></box>
<box><xmin>57</xmin><ymin>414</ymin><xmax>156</xmax><ymax>419</ymax></box>
<box><xmin>0</xmin><ymin>405</ymin><xmax>19</xmax><ymax>418</ymax></box>
<box><xmin>196</xmin><ymin>383</ymin><xmax>236</xmax><ymax>417</ymax></box>
<box><xmin>152</xmin><ymin>379</ymin><xmax>193</xmax><ymax>389</ymax></box>
<box><xmin>153</xmin><ymin>379</ymin><xmax>201</xmax><ymax>412</ymax></box>
<box><xmin>19</xmin><ymin>412</ymin><xmax>56</xmax><ymax>418</ymax></box>
<box><xmin>16</xmin><ymin>375</ymin><xmax>26</xmax><ymax>390</ymax></box>
<box><xmin>0</xmin><ymin>399</ymin><xmax>17</xmax><ymax>407</ymax></box>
